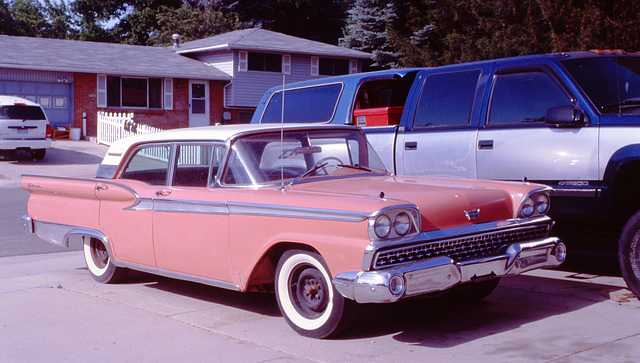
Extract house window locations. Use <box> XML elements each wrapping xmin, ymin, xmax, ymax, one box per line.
<box><xmin>105</xmin><ymin>76</ymin><xmax>163</xmax><ymax>109</ymax></box>
<box><xmin>248</xmin><ymin>52</ymin><xmax>282</xmax><ymax>73</ymax></box>
<box><xmin>319</xmin><ymin>58</ymin><xmax>349</xmax><ymax>76</ymax></box>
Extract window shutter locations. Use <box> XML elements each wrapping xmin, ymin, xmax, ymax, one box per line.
<box><xmin>239</xmin><ymin>51</ymin><xmax>248</xmax><ymax>72</ymax></box>
<box><xmin>97</xmin><ymin>74</ymin><xmax>107</xmax><ymax>107</ymax></box>
<box><xmin>164</xmin><ymin>78</ymin><xmax>173</xmax><ymax>110</ymax></box>
<box><xmin>282</xmin><ymin>54</ymin><xmax>291</xmax><ymax>74</ymax></box>
<box><xmin>350</xmin><ymin>60</ymin><xmax>358</xmax><ymax>74</ymax></box>
<box><xmin>311</xmin><ymin>56</ymin><xmax>319</xmax><ymax>76</ymax></box>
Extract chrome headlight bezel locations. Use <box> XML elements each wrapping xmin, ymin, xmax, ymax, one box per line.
<box><xmin>369</xmin><ymin>206</ymin><xmax>421</xmax><ymax>241</ymax></box>
<box><xmin>517</xmin><ymin>188</ymin><xmax>552</xmax><ymax>218</ymax></box>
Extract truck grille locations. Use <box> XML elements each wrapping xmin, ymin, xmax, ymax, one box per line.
<box><xmin>373</xmin><ymin>225</ymin><xmax>549</xmax><ymax>269</ymax></box>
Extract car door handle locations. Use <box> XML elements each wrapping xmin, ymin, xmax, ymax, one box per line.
<box><xmin>155</xmin><ymin>190</ymin><xmax>172</xmax><ymax>197</ymax></box>
<box><xmin>405</xmin><ymin>141</ymin><xmax>418</xmax><ymax>150</ymax></box>
<box><xmin>95</xmin><ymin>185</ymin><xmax>109</xmax><ymax>191</ymax></box>
<box><xmin>478</xmin><ymin>140</ymin><xmax>494</xmax><ymax>150</ymax></box>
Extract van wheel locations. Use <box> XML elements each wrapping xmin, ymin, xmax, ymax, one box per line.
<box><xmin>619</xmin><ymin>211</ymin><xmax>640</xmax><ymax>299</ymax></box>
<box><xmin>30</xmin><ymin>149</ymin><xmax>46</xmax><ymax>160</ymax></box>
<box><xmin>275</xmin><ymin>250</ymin><xmax>355</xmax><ymax>338</ymax></box>
<box><xmin>83</xmin><ymin>237</ymin><xmax>127</xmax><ymax>283</ymax></box>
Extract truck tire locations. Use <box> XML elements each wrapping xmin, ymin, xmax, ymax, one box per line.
<box><xmin>619</xmin><ymin>210</ymin><xmax>640</xmax><ymax>298</ymax></box>
<box><xmin>275</xmin><ymin>249</ymin><xmax>355</xmax><ymax>338</ymax></box>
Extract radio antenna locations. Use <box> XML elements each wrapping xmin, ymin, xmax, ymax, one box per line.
<box><xmin>280</xmin><ymin>74</ymin><xmax>285</xmax><ymax>190</ymax></box>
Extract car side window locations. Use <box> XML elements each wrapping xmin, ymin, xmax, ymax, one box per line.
<box><xmin>488</xmin><ymin>71</ymin><xmax>572</xmax><ymax>126</ymax></box>
<box><xmin>172</xmin><ymin>144</ymin><xmax>224</xmax><ymax>187</ymax></box>
<box><xmin>413</xmin><ymin>70</ymin><xmax>480</xmax><ymax>129</ymax></box>
<box><xmin>120</xmin><ymin>144</ymin><xmax>171</xmax><ymax>185</ymax></box>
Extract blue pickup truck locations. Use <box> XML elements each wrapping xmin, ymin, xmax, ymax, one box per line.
<box><xmin>251</xmin><ymin>50</ymin><xmax>640</xmax><ymax>298</ymax></box>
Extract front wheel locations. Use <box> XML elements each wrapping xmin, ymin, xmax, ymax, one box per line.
<box><xmin>619</xmin><ymin>211</ymin><xmax>640</xmax><ymax>298</ymax></box>
<box><xmin>275</xmin><ymin>250</ymin><xmax>355</xmax><ymax>338</ymax></box>
<box><xmin>83</xmin><ymin>237</ymin><xmax>127</xmax><ymax>283</ymax></box>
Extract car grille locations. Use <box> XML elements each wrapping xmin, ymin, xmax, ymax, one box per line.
<box><xmin>373</xmin><ymin>225</ymin><xmax>549</xmax><ymax>269</ymax></box>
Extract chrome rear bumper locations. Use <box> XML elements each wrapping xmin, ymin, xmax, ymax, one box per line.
<box><xmin>333</xmin><ymin>237</ymin><xmax>565</xmax><ymax>303</ymax></box>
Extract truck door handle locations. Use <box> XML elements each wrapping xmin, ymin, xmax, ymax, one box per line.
<box><xmin>155</xmin><ymin>190</ymin><xmax>172</xmax><ymax>197</ymax></box>
<box><xmin>478</xmin><ymin>140</ymin><xmax>494</xmax><ymax>150</ymax></box>
<box><xmin>405</xmin><ymin>141</ymin><xmax>418</xmax><ymax>150</ymax></box>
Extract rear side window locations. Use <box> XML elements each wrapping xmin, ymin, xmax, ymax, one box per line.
<box><xmin>488</xmin><ymin>71</ymin><xmax>572</xmax><ymax>125</ymax></box>
<box><xmin>120</xmin><ymin>145</ymin><xmax>171</xmax><ymax>185</ymax></box>
<box><xmin>0</xmin><ymin>105</ymin><xmax>46</xmax><ymax>120</ymax></box>
<box><xmin>261</xmin><ymin>83</ymin><xmax>343</xmax><ymax>123</ymax></box>
<box><xmin>413</xmin><ymin>70</ymin><xmax>480</xmax><ymax>129</ymax></box>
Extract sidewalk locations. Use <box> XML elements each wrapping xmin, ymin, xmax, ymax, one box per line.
<box><xmin>2</xmin><ymin>251</ymin><xmax>640</xmax><ymax>362</ymax></box>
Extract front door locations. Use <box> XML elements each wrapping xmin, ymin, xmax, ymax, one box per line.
<box><xmin>189</xmin><ymin>81</ymin><xmax>209</xmax><ymax>127</ymax></box>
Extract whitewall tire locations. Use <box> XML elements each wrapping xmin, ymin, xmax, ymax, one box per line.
<box><xmin>83</xmin><ymin>237</ymin><xmax>127</xmax><ymax>283</ymax></box>
<box><xmin>275</xmin><ymin>250</ymin><xmax>355</xmax><ymax>338</ymax></box>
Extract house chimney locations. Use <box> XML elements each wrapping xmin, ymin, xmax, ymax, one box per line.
<box><xmin>172</xmin><ymin>34</ymin><xmax>180</xmax><ymax>49</ymax></box>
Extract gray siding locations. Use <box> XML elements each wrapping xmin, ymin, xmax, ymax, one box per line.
<box><xmin>197</xmin><ymin>51</ymin><xmax>234</xmax><ymax>76</ymax></box>
<box><xmin>226</xmin><ymin>52</ymin><xmax>356</xmax><ymax>108</ymax></box>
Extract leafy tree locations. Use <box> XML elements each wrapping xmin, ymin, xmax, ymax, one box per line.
<box><xmin>151</xmin><ymin>3</ymin><xmax>244</xmax><ymax>45</ymax></box>
<box><xmin>9</xmin><ymin>0</ymin><xmax>49</xmax><ymax>37</ymax></box>
<box><xmin>0</xmin><ymin>0</ymin><xmax>18</xmax><ymax>35</ymax></box>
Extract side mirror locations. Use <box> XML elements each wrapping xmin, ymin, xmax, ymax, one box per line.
<box><xmin>545</xmin><ymin>105</ymin><xmax>586</xmax><ymax>127</ymax></box>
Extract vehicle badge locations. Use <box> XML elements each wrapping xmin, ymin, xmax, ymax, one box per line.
<box><xmin>465</xmin><ymin>209</ymin><xmax>480</xmax><ymax>221</ymax></box>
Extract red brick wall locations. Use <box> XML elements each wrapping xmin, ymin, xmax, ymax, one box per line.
<box><xmin>73</xmin><ymin>74</ymin><xmax>229</xmax><ymax>136</ymax></box>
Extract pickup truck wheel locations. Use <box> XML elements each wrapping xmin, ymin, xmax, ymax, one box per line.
<box><xmin>275</xmin><ymin>250</ymin><xmax>355</xmax><ymax>338</ymax></box>
<box><xmin>619</xmin><ymin>211</ymin><xmax>640</xmax><ymax>298</ymax></box>
<box><xmin>83</xmin><ymin>238</ymin><xmax>127</xmax><ymax>283</ymax></box>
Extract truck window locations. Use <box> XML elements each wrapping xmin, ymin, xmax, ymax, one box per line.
<box><xmin>261</xmin><ymin>83</ymin><xmax>343</xmax><ymax>123</ymax></box>
<box><xmin>413</xmin><ymin>70</ymin><xmax>480</xmax><ymax>129</ymax></box>
<box><xmin>488</xmin><ymin>71</ymin><xmax>572</xmax><ymax>125</ymax></box>
<box><xmin>562</xmin><ymin>57</ymin><xmax>640</xmax><ymax>115</ymax></box>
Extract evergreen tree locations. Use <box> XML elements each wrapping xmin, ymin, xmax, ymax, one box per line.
<box><xmin>340</xmin><ymin>0</ymin><xmax>398</xmax><ymax>69</ymax></box>
<box><xmin>9</xmin><ymin>0</ymin><xmax>49</xmax><ymax>37</ymax></box>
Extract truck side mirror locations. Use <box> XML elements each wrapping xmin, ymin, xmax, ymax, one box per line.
<box><xmin>545</xmin><ymin>105</ymin><xmax>586</xmax><ymax>127</ymax></box>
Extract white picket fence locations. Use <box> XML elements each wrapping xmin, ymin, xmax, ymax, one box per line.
<box><xmin>97</xmin><ymin>112</ymin><xmax>163</xmax><ymax>145</ymax></box>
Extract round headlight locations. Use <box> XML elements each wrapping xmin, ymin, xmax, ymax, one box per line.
<box><xmin>389</xmin><ymin>274</ymin><xmax>406</xmax><ymax>296</ymax></box>
<box><xmin>393</xmin><ymin>212</ymin><xmax>411</xmax><ymax>236</ymax></box>
<box><xmin>374</xmin><ymin>214</ymin><xmax>391</xmax><ymax>238</ymax></box>
<box><xmin>535</xmin><ymin>194</ymin><xmax>550</xmax><ymax>214</ymax></box>
<box><xmin>521</xmin><ymin>197</ymin><xmax>535</xmax><ymax>217</ymax></box>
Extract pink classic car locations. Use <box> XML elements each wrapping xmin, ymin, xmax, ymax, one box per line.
<box><xmin>22</xmin><ymin>124</ymin><xmax>565</xmax><ymax>338</ymax></box>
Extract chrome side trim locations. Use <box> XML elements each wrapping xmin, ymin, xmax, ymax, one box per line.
<box><xmin>26</xmin><ymin>219</ymin><xmax>109</xmax><ymax>250</ymax></box>
<box><xmin>153</xmin><ymin>199</ymin><xmax>228</xmax><ymax>214</ymax></box>
<box><xmin>112</xmin><ymin>261</ymin><xmax>241</xmax><ymax>292</ymax></box>
<box><xmin>227</xmin><ymin>202</ymin><xmax>369</xmax><ymax>222</ymax></box>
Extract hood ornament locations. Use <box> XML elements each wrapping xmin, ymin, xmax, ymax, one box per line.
<box><xmin>465</xmin><ymin>209</ymin><xmax>480</xmax><ymax>221</ymax></box>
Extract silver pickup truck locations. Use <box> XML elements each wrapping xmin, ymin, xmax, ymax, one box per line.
<box><xmin>251</xmin><ymin>50</ymin><xmax>640</xmax><ymax>299</ymax></box>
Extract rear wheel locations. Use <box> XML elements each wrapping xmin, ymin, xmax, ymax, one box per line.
<box><xmin>619</xmin><ymin>211</ymin><xmax>640</xmax><ymax>298</ymax></box>
<box><xmin>83</xmin><ymin>237</ymin><xmax>127</xmax><ymax>283</ymax></box>
<box><xmin>30</xmin><ymin>149</ymin><xmax>46</xmax><ymax>160</ymax></box>
<box><xmin>275</xmin><ymin>250</ymin><xmax>355</xmax><ymax>338</ymax></box>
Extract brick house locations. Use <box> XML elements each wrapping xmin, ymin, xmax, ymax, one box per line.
<box><xmin>0</xmin><ymin>29</ymin><xmax>370</xmax><ymax>138</ymax></box>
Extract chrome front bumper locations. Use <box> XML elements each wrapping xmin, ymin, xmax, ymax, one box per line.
<box><xmin>333</xmin><ymin>237</ymin><xmax>565</xmax><ymax>303</ymax></box>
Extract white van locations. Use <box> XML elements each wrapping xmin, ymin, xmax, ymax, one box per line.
<box><xmin>0</xmin><ymin>95</ymin><xmax>51</xmax><ymax>160</ymax></box>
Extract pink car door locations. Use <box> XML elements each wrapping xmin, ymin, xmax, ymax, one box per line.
<box><xmin>151</xmin><ymin>143</ymin><xmax>232</xmax><ymax>281</ymax></box>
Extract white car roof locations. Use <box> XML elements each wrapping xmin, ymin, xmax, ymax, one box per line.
<box><xmin>0</xmin><ymin>95</ymin><xmax>40</xmax><ymax>107</ymax></box>
<box><xmin>102</xmin><ymin>123</ymin><xmax>359</xmax><ymax>165</ymax></box>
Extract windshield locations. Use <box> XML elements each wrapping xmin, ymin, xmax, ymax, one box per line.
<box><xmin>562</xmin><ymin>56</ymin><xmax>640</xmax><ymax>115</ymax></box>
<box><xmin>221</xmin><ymin>129</ymin><xmax>388</xmax><ymax>186</ymax></box>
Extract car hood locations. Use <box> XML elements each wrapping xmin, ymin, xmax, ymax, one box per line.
<box><xmin>291</xmin><ymin>175</ymin><xmax>514</xmax><ymax>231</ymax></box>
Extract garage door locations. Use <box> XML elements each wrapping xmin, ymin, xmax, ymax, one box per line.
<box><xmin>0</xmin><ymin>80</ymin><xmax>72</xmax><ymax>129</ymax></box>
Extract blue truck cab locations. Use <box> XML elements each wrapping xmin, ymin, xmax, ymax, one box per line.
<box><xmin>252</xmin><ymin>51</ymin><xmax>640</xmax><ymax>298</ymax></box>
